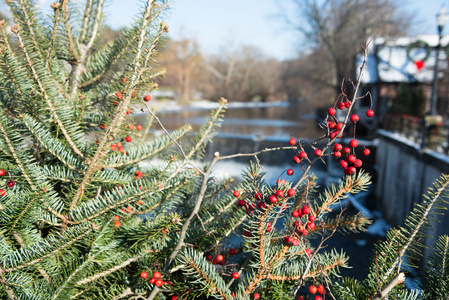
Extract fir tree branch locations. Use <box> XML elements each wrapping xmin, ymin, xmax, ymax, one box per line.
<box><xmin>0</xmin><ymin>117</ymin><xmax>37</xmax><ymax>190</ymax></box>
<box><xmin>76</xmin><ymin>248</ymin><xmax>156</xmax><ymax>286</ymax></box>
<box><xmin>7</xmin><ymin>0</ymin><xmax>43</xmax><ymax>59</ymax></box>
<box><xmin>79</xmin><ymin>0</ymin><xmax>94</xmax><ymax>43</ymax></box>
<box><xmin>70</xmin><ymin>2</ymin><xmax>166</xmax><ymax>209</ymax></box>
<box><xmin>68</xmin><ymin>0</ymin><xmax>105</xmax><ymax>97</ymax></box>
<box><xmin>380</xmin><ymin>176</ymin><xmax>449</xmax><ymax>283</ymax></box>
<box><xmin>146</xmin><ymin>108</ymin><xmax>204</xmax><ymax>176</ymax></box>
<box><xmin>4</xmin><ymin>228</ymin><xmax>93</xmax><ymax>272</ymax></box>
<box><xmin>45</xmin><ymin>3</ymin><xmax>61</xmax><ymax>71</ymax></box>
<box><xmin>372</xmin><ymin>273</ymin><xmax>405</xmax><ymax>300</ymax></box>
<box><xmin>13</xmin><ymin>28</ymin><xmax>86</xmax><ymax>161</ymax></box>
<box><xmin>63</xmin><ymin>0</ymin><xmax>80</xmax><ymax>62</ymax></box>
<box><xmin>0</xmin><ymin>267</ymin><xmax>18</xmax><ymax>300</ymax></box>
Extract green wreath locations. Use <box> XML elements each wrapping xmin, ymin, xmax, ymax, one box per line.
<box><xmin>406</xmin><ymin>40</ymin><xmax>432</xmax><ymax>63</ymax></box>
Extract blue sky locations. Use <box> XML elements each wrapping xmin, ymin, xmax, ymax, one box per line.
<box><xmin>106</xmin><ymin>0</ymin><xmax>449</xmax><ymax>60</ymax></box>
<box><xmin>13</xmin><ymin>0</ymin><xmax>449</xmax><ymax>60</ymax></box>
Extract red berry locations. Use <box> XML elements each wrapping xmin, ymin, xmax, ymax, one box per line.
<box><xmin>309</xmin><ymin>285</ymin><xmax>318</xmax><ymax>294</ymax></box>
<box><xmin>140</xmin><ymin>271</ymin><xmax>148</xmax><ymax>279</ymax></box>
<box><xmin>305</xmin><ymin>248</ymin><xmax>312</xmax><ymax>256</ymax></box>
<box><xmin>0</xmin><ymin>169</ymin><xmax>5</xmax><ymax>176</ymax></box>
<box><xmin>348</xmin><ymin>166</ymin><xmax>357</xmax><ymax>175</ymax></box>
<box><xmin>276</xmin><ymin>190</ymin><xmax>284</xmax><ymax>198</ymax></box>
<box><xmin>155</xmin><ymin>279</ymin><xmax>163</xmax><ymax>287</ymax></box>
<box><xmin>118</xmin><ymin>146</ymin><xmax>125</xmax><ymax>153</ymax></box>
<box><xmin>136</xmin><ymin>124</ymin><xmax>143</xmax><ymax>131</ymax></box>
<box><xmin>255</xmin><ymin>192</ymin><xmax>263</xmax><ymax>200</ymax></box>
<box><xmin>144</xmin><ymin>95</ymin><xmax>152</xmax><ymax>101</ymax></box>
<box><xmin>292</xmin><ymin>239</ymin><xmax>300</xmax><ymax>246</ymax></box>
<box><xmin>232</xmin><ymin>272</ymin><xmax>239</xmax><ymax>279</ymax></box>
<box><xmin>153</xmin><ymin>271</ymin><xmax>161</xmax><ymax>279</ymax></box>
<box><xmin>328</xmin><ymin>108</ymin><xmax>336</xmax><ymax>115</ymax></box>
<box><xmin>269</xmin><ymin>195</ymin><xmax>278</xmax><ymax>203</ymax></box>
<box><xmin>343</xmin><ymin>147</ymin><xmax>351</xmax><ymax>155</ymax></box>
<box><xmin>287</xmin><ymin>188</ymin><xmax>296</xmax><ymax>197</ymax></box>
<box><xmin>116</xmin><ymin>142</ymin><xmax>123</xmax><ymax>147</ymax></box>
<box><xmin>254</xmin><ymin>293</ymin><xmax>261</xmax><ymax>299</ymax></box>
<box><xmin>233</xmin><ymin>190</ymin><xmax>240</xmax><ymax>198</ymax></box>
<box><xmin>237</xmin><ymin>199</ymin><xmax>245</xmax><ymax>206</ymax></box>
<box><xmin>345</xmin><ymin>101</ymin><xmax>351</xmax><ymax>108</ymax></box>
<box><xmin>347</xmin><ymin>155</ymin><xmax>356</xmax><ymax>163</ymax></box>
<box><xmin>299</xmin><ymin>151</ymin><xmax>308</xmax><ymax>159</ymax></box>
<box><xmin>216</xmin><ymin>255</ymin><xmax>224</xmax><ymax>262</ymax></box>
<box><xmin>111</xmin><ymin>144</ymin><xmax>117</xmax><ymax>151</ymax></box>
<box><xmin>329</xmin><ymin>131</ymin><xmax>337</xmax><ymax>139</ymax></box>
<box><xmin>289</xmin><ymin>137</ymin><xmax>297</xmax><ymax>146</ymax></box>
<box><xmin>298</xmin><ymin>297</ymin><xmax>305</xmax><ymax>300</ymax></box>
<box><xmin>314</xmin><ymin>149</ymin><xmax>322</xmax><ymax>157</ymax></box>
<box><xmin>314</xmin><ymin>296</ymin><xmax>323</xmax><ymax>300</ymax></box>
<box><xmin>328</xmin><ymin>121</ymin><xmax>336</xmax><ymax>129</ymax></box>
<box><xmin>287</xmin><ymin>169</ymin><xmax>294</xmax><ymax>176</ymax></box>
<box><xmin>302</xmin><ymin>205</ymin><xmax>310</xmax><ymax>215</ymax></box>
<box><xmin>309</xmin><ymin>215</ymin><xmax>316</xmax><ymax>222</ymax></box>
<box><xmin>292</xmin><ymin>210</ymin><xmax>299</xmax><ymax>218</ymax></box>
<box><xmin>100</xmin><ymin>124</ymin><xmax>106</xmax><ymax>130</ymax></box>
<box><xmin>334</xmin><ymin>143</ymin><xmax>343</xmax><ymax>151</ymax></box>
<box><xmin>129</xmin><ymin>124</ymin><xmax>135</xmax><ymax>130</ymax></box>
<box><xmin>149</xmin><ymin>277</ymin><xmax>155</xmax><ymax>284</ymax></box>
<box><xmin>340</xmin><ymin>160</ymin><xmax>348</xmax><ymax>168</ymax></box>
<box><xmin>336</xmin><ymin>122</ymin><xmax>343</xmax><ymax>130</ymax></box>
<box><xmin>0</xmin><ymin>189</ymin><xmax>5</xmax><ymax>196</ymax></box>
<box><xmin>121</xmin><ymin>78</ymin><xmax>127</xmax><ymax>83</ymax></box>
<box><xmin>8</xmin><ymin>181</ymin><xmax>14</xmax><ymax>188</ymax></box>
<box><xmin>354</xmin><ymin>159</ymin><xmax>363</xmax><ymax>168</ymax></box>
<box><xmin>206</xmin><ymin>255</ymin><xmax>213</xmax><ymax>261</ymax></box>
<box><xmin>125</xmin><ymin>136</ymin><xmax>132</xmax><ymax>142</ymax></box>
<box><xmin>350</xmin><ymin>114</ymin><xmax>359</xmax><ymax>123</ymax></box>
<box><xmin>229</xmin><ymin>248</ymin><xmax>236</xmax><ymax>255</ymax></box>
<box><xmin>366</xmin><ymin>109</ymin><xmax>374</xmax><ymax>117</ymax></box>
<box><xmin>115</xmin><ymin>92</ymin><xmax>123</xmax><ymax>99</ymax></box>
<box><xmin>317</xmin><ymin>284</ymin><xmax>326</xmax><ymax>295</ymax></box>
<box><xmin>307</xmin><ymin>222</ymin><xmax>315</xmax><ymax>230</ymax></box>
<box><xmin>363</xmin><ymin>149</ymin><xmax>371</xmax><ymax>156</ymax></box>
<box><xmin>333</xmin><ymin>151</ymin><xmax>341</xmax><ymax>158</ymax></box>
<box><xmin>349</xmin><ymin>139</ymin><xmax>358</xmax><ymax>148</ymax></box>
<box><xmin>293</xmin><ymin>155</ymin><xmax>301</xmax><ymax>163</ymax></box>
<box><xmin>337</xmin><ymin>102</ymin><xmax>345</xmax><ymax>109</ymax></box>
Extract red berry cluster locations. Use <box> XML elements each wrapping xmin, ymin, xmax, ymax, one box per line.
<box><xmin>308</xmin><ymin>284</ymin><xmax>326</xmax><ymax>299</ymax></box>
<box><xmin>0</xmin><ymin>169</ymin><xmax>14</xmax><ymax>197</ymax></box>
<box><xmin>141</xmin><ymin>271</ymin><xmax>171</xmax><ymax>287</ymax></box>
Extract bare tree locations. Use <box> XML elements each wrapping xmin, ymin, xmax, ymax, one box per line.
<box><xmin>285</xmin><ymin>0</ymin><xmax>410</xmax><ymax>99</ymax></box>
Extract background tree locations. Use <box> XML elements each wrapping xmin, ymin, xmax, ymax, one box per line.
<box><xmin>284</xmin><ymin>0</ymin><xmax>410</xmax><ymax>103</ymax></box>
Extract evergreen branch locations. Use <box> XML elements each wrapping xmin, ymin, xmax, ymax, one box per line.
<box><xmin>372</xmin><ymin>273</ymin><xmax>405</xmax><ymax>300</ymax></box>
<box><xmin>147</xmin><ymin>108</ymin><xmax>204</xmax><ymax>176</ymax></box>
<box><xmin>0</xmin><ymin>116</ymin><xmax>36</xmax><ymax>190</ymax></box>
<box><xmin>79</xmin><ymin>0</ymin><xmax>94</xmax><ymax>43</ymax></box>
<box><xmin>45</xmin><ymin>3</ymin><xmax>62</xmax><ymax>71</ymax></box>
<box><xmin>13</xmin><ymin>28</ymin><xmax>86</xmax><ymax>161</ymax></box>
<box><xmin>76</xmin><ymin>248</ymin><xmax>155</xmax><ymax>286</ymax></box>
<box><xmin>3</xmin><ymin>226</ymin><xmax>92</xmax><ymax>272</ymax></box>
<box><xmin>6</xmin><ymin>0</ymin><xmax>43</xmax><ymax>60</ymax></box>
<box><xmin>62</xmin><ymin>0</ymin><xmax>80</xmax><ymax>63</ymax></box>
<box><xmin>22</xmin><ymin>114</ymin><xmax>84</xmax><ymax>171</ymax></box>
<box><xmin>177</xmin><ymin>248</ymin><xmax>233</xmax><ymax>300</ymax></box>
<box><xmin>267</xmin><ymin>258</ymin><xmax>347</xmax><ymax>281</ymax></box>
<box><xmin>70</xmin><ymin>2</ymin><xmax>166</xmax><ymax>209</ymax></box>
<box><xmin>0</xmin><ymin>267</ymin><xmax>18</xmax><ymax>300</ymax></box>
<box><xmin>381</xmin><ymin>175</ymin><xmax>449</xmax><ymax>283</ymax></box>
<box><xmin>105</xmin><ymin>125</ymin><xmax>191</xmax><ymax>168</ymax></box>
<box><xmin>68</xmin><ymin>0</ymin><xmax>105</xmax><ymax>96</ymax></box>
<box><xmin>167</xmin><ymin>98</ymin><xmax>228</xmax><ymax>181</ymax></box>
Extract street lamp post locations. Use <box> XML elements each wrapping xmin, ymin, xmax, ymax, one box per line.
<box><xmin>429</xmin><ymin>6</ymin><xmax>449</xmax><ymax>116</ymax></box>
<box><xmin>422</xmin><ymin>6</ymin><xmax>449</xmax><ymax>149</ymax></box>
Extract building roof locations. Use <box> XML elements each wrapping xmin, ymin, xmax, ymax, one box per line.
<box><xmin>356</xmin><ymin>35</ymin><xmax>449</xmax><ymax>84</ymax></box>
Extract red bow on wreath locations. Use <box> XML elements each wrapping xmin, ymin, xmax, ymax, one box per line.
<box><xmin>406</xmin><ymin>40</ymin><xmax>431</xmax><ymax>72</ymax></box>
